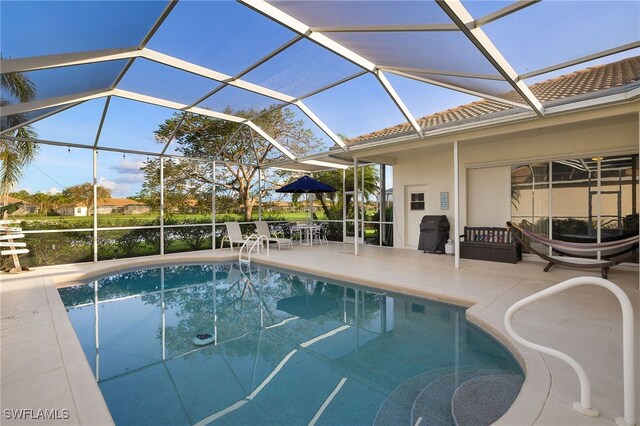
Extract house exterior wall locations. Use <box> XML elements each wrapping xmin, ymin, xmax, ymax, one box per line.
<box><xmin>0</xmin><ymin>201</ymin><xmax>38</xmax><ymax>216</ymax></box>
<box><xmin>0</xmin><ymin>204</ymin><xmax>37</xmax><ymax>216</ymax></box>
<box><xmin>96</xmin><ymin>205</ymin><xmax>121</xmax><ymax>215</ymax></box>
<box><xmin>123</xmin><ymin>205</ymin><xmax>150</xmax><ymax>215</ymax></box>
<box><xmin>95</xmin><ymin>204</ymin><xmax>150</xmax><ymax>215</ymax></box>
<box><xmin>57</xmin><ymin>206</ymin><xmax>87</xmax><ymax>216</ymax></box>
<box><xmin>393</xmin><ymin>148</ymin><xmax>454</xmax><ymax>247</ymax></box>
<box><xmin>392</xmin><ymin>108</ymin><xmax>639</xmax><ymax>248</ymax></box>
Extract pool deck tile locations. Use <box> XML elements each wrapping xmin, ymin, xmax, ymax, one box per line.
<box><xmin>0</xmin><ymin>245</ymin><xmax>637</xmax><ymax>425</ymax></box>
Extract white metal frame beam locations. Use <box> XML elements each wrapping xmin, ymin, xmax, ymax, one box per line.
<box><xmin>474</xmin><ymin>0</ymin><xmax>540</xmax><ymax>27</ymax></box>
<box><xmin>113</xmin><ymin>89</ymin><xmax>296</xmax><ymax>159</ymax></box>
<box><xmin>110</xmin><ymin>1</ymin><xmax>178</xmax><ymax>95</ymax></box>
<box><xmin>437</xmin><ymin>0</ymin><xmax>544</xmax><ymax>116</ymax></box>
<box><xmin>150</xmin><ymin>36</ymin><xmax>349</xmax><ymax>153</ymax></box>
<box><xmin>0</xmin><ymin>48</ymin><xmax>140</xmax><ymax>74</ymax></box>
<box><xmin>238</xmin><ymin>0</ymin><xmax>424</xmax><ymax>137</ymax></box>
<box><xmin>92</xmin><ymin>97</ymin><xmax>111</xmax><ymax>148</ymax></box>
<box><xmin>308</xmin><ymin>1</ymin><xmax>540</xmax><ymax>33</ymax></box>
<box><xmin>2</xmin><ymin>47</ymin><xmax>349</xmax><ymax>152</ymax></box>
<box><xmin>142</xmin><ymin>49</ymin><xmax>296</xmax><ymax>103</ymax></box>
<box><xmin>311</xmin><ymin>23</ymin><xmax>459</xmax><ymax>33</ymax></box>
<box><xmin>246</xmin><ymin>121</ymin><xmax>295</xmax><ymax>160</ymax></box>
<box><xmin>378</xmin><ymin>66</ymin><xmax>504</xmax><ymax>81</ymax></box>
<box><xmin>1</xmin><ymin>87</ymin><xmax>297</xmax><ymax>161</ymax></box>
<box><xmin>519</xmin><ymin>41</ymin><xmax>640</xmax><ymax>81</ymax></box>
<box><xmin>294</xmin><ymin>101</ymin><xmax>348</xmax><ymax>151</ymax></box>
<box><xmin>0</xmin><ymin>89</ymin><xmax>112</xmax><ymax>116</ymax></box>
<box><xmin>384</xmin><ymin>69</ymin><xmax>531</xmax><ymax>110</ymax></box>
<box><xmin>3</xmin><ymin>134</ymin><xmax>259</xmax><ymax>167</ymax></box>
<box><xmin>159</xmin><ymin>111</ymin><xmax>188</xmax><ymax>156</ymax></box>
<box><xmin>376</xmin><ymin>70</ymin><xmax>422</xmax><ymax>136</ymax></box>
<box><xmin>0</xmin><ymin>102</ymin><xmax>81</xmax><ymax>136</ymax></box>
<box><xmin>112</xmin><ymin>89</ymin><xmax>245</xmax><ymax>122</ymax></box>
<box><xmin>143</xmin><ymin>47</ymin><xmax>350</xmax><ymax>150</ymax></box>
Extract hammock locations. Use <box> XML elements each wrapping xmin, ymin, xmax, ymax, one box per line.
<box><xmin>506</xmin><ymin>221</ymin><xmax>639</xmax><ymax>278</ymax></box>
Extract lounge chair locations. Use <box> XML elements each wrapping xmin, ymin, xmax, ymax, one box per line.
<box><xmin>220</xmin><ymin>222</ymin><xmax>247</xmax><ymax>251</ymax></box>
<box><xmin>506</xmin><ymin>221</ymin><xmax>638</xmax><ymax>278</ymax></box>
<box><xmin>254</xmin><ymin>221</ymin><xmax>293</xmax><ymax>250</ymax></box>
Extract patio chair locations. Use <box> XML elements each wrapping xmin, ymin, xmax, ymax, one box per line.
<box><xmin>220</xmin><ymin>222</ymin><xmax>247</xmax><ymax>251</ymax></box>
<box><xmin>254</xmin><ymin>221</ymin><xmax>293</xmax><ymax>250</ymax></box>
<box><xmin>312</xmin><ymin>223</ymin><xmax>329</xmax><ymax>245</ymax></box>
<box><xmin>506</xmin><ymin>221</ymin><xmax>638</xmax><ymax>278</ymax></box>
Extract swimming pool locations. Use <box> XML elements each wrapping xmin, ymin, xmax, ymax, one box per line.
<box><xmin>59</xmin><ymin>262</ymin><xmax>523</xmax><ymax>426</ymax></box>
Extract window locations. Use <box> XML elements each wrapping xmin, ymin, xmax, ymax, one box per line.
<box><xmin>76</xmin><ymin>208</ymin><xmax>82</xmax><ymax>214</ymax></box>
<box><xmin>410</xmin><ymin>192</ymin><xmax>425</xmax><ymax>210</ymax></box>
<box><xmin>511</xmin><ymin>155</ymin><xmax>638</xmax><ymax>262</ymax></box>
<box><xmin>411</xmin><ymin>303</ymin><xmax>425</xmax><ymax>314</ymax></box>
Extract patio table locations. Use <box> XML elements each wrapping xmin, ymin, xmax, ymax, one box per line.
<box><xmin>291</xmin><ymin>224</ymin><xmax>321</xmax><ymax>246</ymax></box>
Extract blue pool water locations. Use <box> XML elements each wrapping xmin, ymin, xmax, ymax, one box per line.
<box><xmin>59</xmin><ymin>263</ymin><xmax>523</xmax><ymax>426</ymax></box>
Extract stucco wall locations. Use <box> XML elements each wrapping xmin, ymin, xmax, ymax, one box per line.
<box><xmin>392</xmin><ymin>111</ymin><xmax>639</xmax><ymax>248</ymax></box>
<box><xmin>393</xmin><ymin>148</ymin><xmax>454</xmax><ymax>248</ymax></box>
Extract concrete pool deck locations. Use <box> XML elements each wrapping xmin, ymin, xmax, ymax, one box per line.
<box><xmin>1</xmin><ymin>244</ymin><xmax>638</xmax><ymax>425</ymax></box>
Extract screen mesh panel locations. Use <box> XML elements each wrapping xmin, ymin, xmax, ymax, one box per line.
<box><xmin>484</xmin><ymin>1</ymin><xmax>640</xmax><ymax>74</ymax></box>
<box><xmin>147</xmin><ymin>1</ymin><xmax>296</xmax><ymax>76</ymax></box>
<box><xmin>0</xmin><ymin>1</ymin><xmax>169</xmax><ymax>58</ymax></box>
<box><xmin>118</xmin><ymin>59</ymin><xmax>219</xmax><ymax>106</ymax></box>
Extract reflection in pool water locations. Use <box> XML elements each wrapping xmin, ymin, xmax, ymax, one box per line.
<box><xmin>59</xmin><ymin>263</ymin><xmax>523</xmax><ymax>426</ymax></box>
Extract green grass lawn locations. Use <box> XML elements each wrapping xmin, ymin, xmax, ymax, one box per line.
<box><xmin>18</xmin><ymin>211</ymin><xmax>328</xmax><ymax>224</ymax></box>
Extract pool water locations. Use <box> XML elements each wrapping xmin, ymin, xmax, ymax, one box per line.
<box><xmin>59</xmin><ymin>263</ymin><xmax>523</xmax><ymax>426</ymax></box>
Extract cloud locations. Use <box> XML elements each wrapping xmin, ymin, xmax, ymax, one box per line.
<box><xmin>111</xmin><ymin>159</ymin><xmax>145</xmax><ymax>175</ymax></box>
<box><xmin>98</xmin><ymin>177</ymin><xmax>131</xmax><ymax>198</ymax></box>
<box><xmin>46</xmin><ymin>187</ymin><xmax>61</xmax><ymax>195</ymax></box>
<box><xmin>105</xmin><ymin>158</ymin><xmax>144</xmax><ymax>187</ymax></box>
<box><xmin>98</xmin><ymin>177</ymin><xmax>117</xmax><ymax>190</ymax></box>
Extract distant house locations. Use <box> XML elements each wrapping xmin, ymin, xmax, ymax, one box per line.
<box><xmin>57</xmin><ymin>202</ymin><xmax>88</xmax><ymax>217</ymax></box>
<box><xmin>0</xmin><ymin>196</ymin><xmax>39</xmax><ymax>215</ymax></box>
<box><xmin>96</xmin><ymin>198</ymin><xmax>150</xmax><ymax>215</ymax></box>
<box><xmin>182</xmin><ymin>198</ymin><xmax>199</xmax><ymax>214</ymax></box>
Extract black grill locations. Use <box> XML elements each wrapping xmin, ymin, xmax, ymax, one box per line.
<box><xmin>418</xmin><ymin>215</ymin><xmax>450</xmax><ymax>253</ymax></box>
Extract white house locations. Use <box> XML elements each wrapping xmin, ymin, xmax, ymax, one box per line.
<box><xmin>96</xmin><ymin>198</ymin><xmax>150</xmax><ymax>215</ymax></box>
<box><xmin>56</xmin><ymin>202</ymin><xmax>88</xmax><ymax>217</ymax></box>
<box><xmin>344</xmin><ymin>57</ymin><xmax>639</xmax><ymax>249</ymax></box>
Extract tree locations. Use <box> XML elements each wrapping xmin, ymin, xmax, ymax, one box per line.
<box><xmin>295</xmin><ymin>166</ymin><xmax>380</xmax><ymax>220</ymax></box>
<box><xmin>151</xmin><ymin>107</ymin><xmax>322</xmax><ymax>220</ymax></box>
<box><xmin>1</xmin><ymin>68</ymin><xmax>38</xmax><ymax>203</ymax></box>
<box><xmin>138</xmin><ymin>158</ymin><xmax>210</xmax><ymax>217</ymax></box>
<box><xmin>62</xmin><ymin>183</ymin><xmax>111</xmax><ymax>210</ymax></box>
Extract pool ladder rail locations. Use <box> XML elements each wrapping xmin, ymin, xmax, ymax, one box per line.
<box><xmin>239</xmin><ymin>234</ymin><xmax>269</xmax><ymax>263</ymax></box>
<box><xmin>504</xmin><ymin>276</ymin><xmax>635</xmax><ymax>426</ymax></box>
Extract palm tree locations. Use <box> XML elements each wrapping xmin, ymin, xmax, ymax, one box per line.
<box><xmin>293</xmin><ymin>165</ymin><xmax>380</xmax><ymax>220</ymax></box>
<box><xmin>1</xmin><ymin>67</ymin><xmax>38</xmax><ymax>202</ymax></box>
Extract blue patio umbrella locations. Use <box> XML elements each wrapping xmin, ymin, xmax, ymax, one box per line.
<box><xmin>275</xmin><ymin>175</ymin><xmax>337</xmax><ymax>194</ymax></box>
<box><xmin>276</xmin><ymin>176</ymin><xmax>337</xmax><ymax>223</ymax></box>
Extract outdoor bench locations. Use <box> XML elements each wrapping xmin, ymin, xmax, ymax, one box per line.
<box><xmin>459</xmin><ymin>226</ymin><xmax>521</xmax><ymax>264</ymax></box>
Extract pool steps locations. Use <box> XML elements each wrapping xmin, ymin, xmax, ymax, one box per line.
<box><xmin>373</xmin><ymin>366</ymin><xmax>521</xmax><ymax>426</ymax></box>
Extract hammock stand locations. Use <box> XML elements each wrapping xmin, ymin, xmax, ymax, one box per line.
<box><xmin>506</xmin><ymin>221</ymin><xmax>638</xmax><ymax>279</ymax></box>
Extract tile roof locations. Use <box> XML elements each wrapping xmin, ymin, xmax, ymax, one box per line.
<box><xmin>0</xmin><ymin>196</ymin><xmax>36</xmax><ymax>206</ymax></box>
<box><xmin>98</xmin><ymin>198</ymin><xmax>145</xmax><ymax>207</ymax></box>
<box><xmin>56</xmin><ymin>198</ymin><xmax>145</xmax><ymax>209</ymax></box>
<box><xmin>348</xmin><ymin>56</ymin><xmax>640</xmax><ymax>145</ymax></box>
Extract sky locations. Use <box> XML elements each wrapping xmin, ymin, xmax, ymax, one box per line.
<box><xmin>2</xmin><ymin>0</ymin><xmax>638</xmax><ymax>197</ymax></box>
